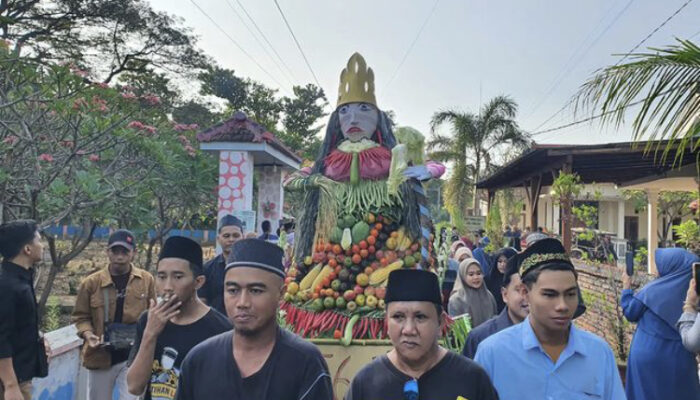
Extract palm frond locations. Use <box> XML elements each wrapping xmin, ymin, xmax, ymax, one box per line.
<box><xmin>575</xmin><ymin>38</ymin><xmax>700</xmax><ymax>164</ymax></box>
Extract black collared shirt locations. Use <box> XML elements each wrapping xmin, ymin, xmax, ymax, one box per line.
<box><xmin>197</xmin><ymin>254</ymin><xmax>227</xmax><ymax>315</ymax></box>
<box><xmin>0</xmin><ymin>260</ymin><xmax>40</xmax><ymax>382</ymax></box>
<box><xmin>463</xmin><ymin>308</ymin><xmax>514</xmax><ymax>359</ymax></box>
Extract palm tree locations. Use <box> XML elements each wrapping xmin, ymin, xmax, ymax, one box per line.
<box><xmin>575</xmin><ymin>39</ymin><xmax>699</xmax><ymax>165</ymax></box>
<box><xmin>428</xmin><ymin>95</ymin><xmax>529</xmax><ymax>217</ymax></box>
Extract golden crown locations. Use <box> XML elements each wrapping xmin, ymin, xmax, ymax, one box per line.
<box><xmin>337</xmin><ymin>53</ymin><xmax>377</xmax><ymax>107</ymax></box>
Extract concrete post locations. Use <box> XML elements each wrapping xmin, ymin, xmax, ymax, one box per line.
<box><xmin>217</xmin><ymin>150</ymin><xmax>255</xmax><ymax>225</ymax></box>
<box><xmin>646</xmin><ymin>190</ymin><xmax>659</xmax><ymax>275</ymax></box>
<box><xmin>256</xmin><ymin>166</ymin><xmax>285</xmax><ymax>235</ymax></box>
<box><xmin>617</xmin><ymin>200</ymin><xmax>625</xmax><ymax>239</ymax></box>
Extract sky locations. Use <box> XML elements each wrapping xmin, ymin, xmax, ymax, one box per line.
<box><xmin>148</xmin><ymin>0</ymin><xmax>700</xmax><ymax>146</ymax></box>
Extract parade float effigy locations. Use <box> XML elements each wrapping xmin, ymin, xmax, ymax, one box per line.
<box><xmin>280</xmin><ymin>53</ymin><xmax>449</xmax><ymax>343</ymax></box>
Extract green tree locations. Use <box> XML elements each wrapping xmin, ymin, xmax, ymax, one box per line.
<box><xmin>280</xmin><ymin>84</ymin><xmax>328</xmax><ymax>160</ymax></box>
<box><xmin>0</xmin><ymin>48</ymin><xmax>213</xmax><ymax>314</ymax></box>
<box><xmin>428</xmin><ymin>96</ymin><xmax>529</xmax><ymax>218</ymax></box>
<box><xmin>1</xmin><ymin>0</ymin><xmax>207</xmax><ymax>83</ymax></box>
<box><xmin>198</xmin><ymin>65</ymin><xmax>248</xmax><ymax>109</ymax></box>
<box><xmin>575</xmin><ymin>39</ymin><xmax>699</xmax><ymax>166</ymax></box>
<box><xmin>172</xmin><ymin>99</ymin><xmax>220</xmax><ymax>128</ymax></box>
<box><xmin>622</xmin><ymin>190</ymin><xmax>698</xmax><ymax>243</ymax></box>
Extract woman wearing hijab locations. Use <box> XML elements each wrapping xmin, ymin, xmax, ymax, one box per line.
<box><xmin>448</xmin><ymin>258</ymin><xmax>497</xmax><ymax>328</ymax></box>
<box><xmin>621</xmin><ymin>248</ymin><xmax>700</xmax><ymax>400</ymax></box>
<box><xmin>485</xmin><ymin>248</ymin><xmax>517</xmax><ymax>314</ymax></box>
<box><xmin>450</xmin><ymin>240</ymin><xmax>466</xmax><ymax>258</ymax></box>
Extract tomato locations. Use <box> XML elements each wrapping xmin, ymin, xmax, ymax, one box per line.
<box><xmin>322</xmin><ymin>277</ymin><xmax>331</xmax><ymax>287</ymax></box>
<box><xmin>375</xmin><ymin>223</ymin><xmax>383</xmax><ymax>231</ymax></box>
<box><xmin>332</xmin><ymin>244</ymin><xmax>342</xmax><ymax>255</ymax></box>
<box><xmin>359</xmin><ymin>240</ymin><xmax>368</xmax><ymax>250</ymax></box>
<box><xmin>324</xmin><ymin>243</ymin><xmax>332</xmax><ymax>252</ymax></box>
<box><xmin>352</xmin><ymin>254</ymin><xmax>362</xmax><ymax>264</ymax></box>
<box><xmin>368</xmin><ymin>245</ymin><xmax>376</xmax><ymax>254</ymax></box>
<box><xmin>360</xmin><ymin>249</ymin><xmax>369</xmax><ymax>259</ymax></box>
<box><xmin>364</xmin><ymin>267</ymin><xmax>374</xmax><ymax>275</ymax></box>
<box><xmin>367</xmin><ymin>236</ymin><xmax>376</xmax><ymax>245</ymax></box>
<box><xmin>328</xmin><ymin>258</ymin><xmax>338</xmax><ymax>268</ymax></box>
<box><xmin>334</xmin><ymin>265</ymin><xmax>342</xmax><ymax>274</ymax></box>
<box><xmin>312</xmin><ymin>292</ymin><xmax>320</xmax><ymax>299</ymax></box>
<box><xmin>352</xmin><ymin>244</ymin><xmax>360</xmax><ymax>254</ymax></box>
<box><xmin>380</xmin><ymin>258</ymin><xmax>389</xmax><ymax>266</ymax></box>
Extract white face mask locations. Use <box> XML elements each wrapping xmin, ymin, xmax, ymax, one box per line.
<box><xmin>338</xmin><ymin>102</ymin><xmax>379</xmax><ymax>142</ymax></box>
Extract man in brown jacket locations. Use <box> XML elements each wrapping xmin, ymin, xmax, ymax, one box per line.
<box><xmin>71</xmin><ymin>229</ymin><xmax>155</xmax><ymax>400</ymax></box>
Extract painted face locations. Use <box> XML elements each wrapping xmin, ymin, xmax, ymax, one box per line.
<box><xmin>224</xmin><ymin>266</ymin><xmax>284</xmax><ymax>336</ymax></box>
<box><xmin>465</xmin><ymin>263</ymin><xmax>483</xmax><ymax>289</ymax></box>
<box><xmin>218</xmin><ymin>225</ymin><xmax>243</xmax><ymax>255</ymax></box>
<box><xmin>387</xmin><ymin>301</ymin><xmax>441</xmax><ymax>364</ymax></box>
<box><xmin>156</xmin><ymin>258</ymin><xmax>203</xmax><ymax>305</ymax></box>
<box><xmin>523</xmin><ymin>269</ymin><xmax>578</xmax><ymax>333</ymax></box>
<box><xmin>338</xmin><ymin>102</ymin><xmax>379</xmax><ymax>142</ymax></box>
<box><xmin>501</xmin><ymin>274</ymin><xmax>529</xmax><ymax>323</ymax></box>
<box><xmin>107</xmin><ymin>245</ymin><xmax>135</xmax><ymax>267</ymax></box>
<box><xmin>497</xmin><ymin>255</ymin><xmax>508</xmax><ymax>273</ymax></box>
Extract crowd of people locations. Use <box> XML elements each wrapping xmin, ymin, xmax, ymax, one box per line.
<box><xmin>0</xmin><ymin>217</ymin><xmax>699</xmax><ymax>400</ymax></box>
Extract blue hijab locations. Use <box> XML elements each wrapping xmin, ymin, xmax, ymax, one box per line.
<box><xmin>472</xmin><ymin>247</ymin><xmax>492</xmax><ymax>277</ymax></box>
<box><xmin>634</xmin><ymin>248</ymin><xmax>698</xmax><ymax>329</ymax></box>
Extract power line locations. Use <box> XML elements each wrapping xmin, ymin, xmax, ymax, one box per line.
<box><xmin>273</xmin><ymin>0</ymin><xmax>321</xmax><ymax>87</ymax></box>
<box><xmin>524</xmin><ymin>0</ymin><xmax>636</xmax><ymax>122</ymax></box>
<box><xmin>615</xmin><ymin>0</ymin><xmax>695</xmax><ymax>65</ymax></box>
<box><xmin>222</xmin><ymin>0</ymin><xmax>294</xmax><ymax>87</ymax></box>
<box><xmin>188</xmin><ymin>0</ymin><xmax>289</xmax><ymax>93</ymax></box>
<box><xmin>530</xmin><ymin>0</ymin><xmax>694</xmax><ymax>133</ymax></box>
<box><xmin>234</xmin><ymin>0</ymin><xmax>299</xmax><ymax>82</ymax></box>
<box><xmin>382</xmin><ymin>0</ymin><xmax>441</xmax><ymax>93</ymax></box>
<box><xmin>531</xmin><ymin>98</ymin><xmax>647</xmax><ymax>136</ymax></box>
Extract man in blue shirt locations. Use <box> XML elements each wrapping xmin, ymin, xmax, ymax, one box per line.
<box><xmin>463</xmin><ymin>255</ymin><xmax>529</xmax><ymax>359</ymax></box>
<box><xmin>475</xmin><ymin>238</ymin><xmax>625</xmax><ymax>400</ymax></box>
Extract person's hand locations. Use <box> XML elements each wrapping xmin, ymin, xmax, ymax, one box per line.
<box><xmin>684</xmin><ymin>279</ymin><xmax>698</xmax><ymax>312</ymax></box>
<box><xmin>44</xmin><ymin>336</ymin><xmax>52</xmax><ymax>362</ymax></box>
<box><xmin>2</xmin><ymin>383</ymin><xmax>25</xmax><ymax>400</ymax></box>
<box><xmin>83</xmin><ymin>331</ymin><xmax>102</xmax><ymax>349</ymax></box>
<box><xmin>403</xmin><ymin>165</ymin><xmax>432</xmax><ymax>181</ymax></box>
<box><xmin>143</xmin><ymin>295</ymin><xmax>181</xmax><ymax>340</ymax></box>
<box><xmin>622</xmin><ymin>272</ymin><xmax>631</xmax><ymax>290</ymax></box>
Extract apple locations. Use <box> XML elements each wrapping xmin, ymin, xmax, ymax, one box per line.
<box><xmin>354</xmin><ymin>285</ymin><xmax>364</xmax><ymax>295</ymax></box>
<box><xmin>364</xmin><ymin>287</ymin><xmax>376</xmax><ymax>297</ymax></box>
<box><xmin>343</xmin><ymin>290</ymin><xmax>356</xmax><ymax>302</ymax></box>
<box><xmin>366</xmin><ymin>295</ymin><xmax>378</xmax><ymax>309</ymax></box>
<box><xmin>375</xmin><ymin>287</ymin><xmax>386</xmax><ymax>300</ymax></box>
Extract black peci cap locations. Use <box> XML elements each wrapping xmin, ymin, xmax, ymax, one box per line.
<box><xmin>225</xmin><ymin>239</ymin><xmax>285</xmax><ymax>278</ymax></box>
<box><xmin>385</xmin><ymin>269</ymin><xmax>442</xmax><ymax>305</ymax></box>
<box><xmin>159</xmin><ymin>236</ymin><xmax>204</xmax><ymax>276</ymax></box>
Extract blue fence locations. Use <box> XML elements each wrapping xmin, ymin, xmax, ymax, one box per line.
<box><xmin>43</xmin><ymin>225</ymin><xmax>217</xmax><ymax>244</ymax></box>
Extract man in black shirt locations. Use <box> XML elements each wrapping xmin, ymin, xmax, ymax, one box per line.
<box><xmin>346</xmin><ymin>269</ymin><xmax>499</xmax><ymax>400</ymax></box>
<box><xmin>463</xmin><ymin>257</ymin><xmax>529</xmax><ymax>359</ymax></box>
<box><xmin>198</xmin><ymin>214</ymin><xmax>244</xmax><ymax>314</ymax></box>
<box><xmin>0</xmin><ymin>220</ymin><xmax>46</xmax><ymax>400</ymax></box>
<box><xmin>176</xmin><ymin>239</ymin><xmax>332</xmax><ymax>400</ymax></box>
<box><xmin>127</xmin><ymin>236</ymin><xmax>231</xmax><ymax>400</ymax></box>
